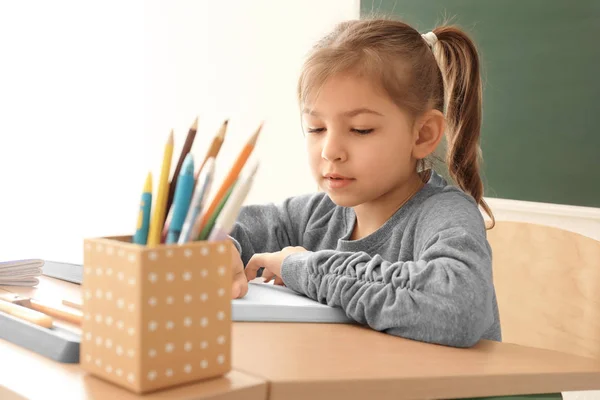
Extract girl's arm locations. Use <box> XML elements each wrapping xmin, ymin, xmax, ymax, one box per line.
<box><xmin>228</xmin><ymin>192</ymin><xmax>326</xmax><ymax>266</ymax></box>
<box><xmin>280</xmin><ymin>196</ymin><xmax>495</xmax><ymax>348</ymax></box>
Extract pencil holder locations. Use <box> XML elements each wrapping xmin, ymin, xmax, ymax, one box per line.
<box><xmin>80</xmin><ymin>236</ymin><xmax>232</xmax><ymax>394</ymax></box>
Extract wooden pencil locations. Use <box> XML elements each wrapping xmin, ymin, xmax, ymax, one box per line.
<box><xmin>197</xmin><ymin>181</ymin><xmax>237</xmax><ymax>240</ymax></box>
<box><xmin>197</xmin><ymin>122</ymin><xmax>262</xmax><ymax>234</ymax></box>
<box><xmin>166</xmin><ymin>116</ymin><xmax>199</xmax><ymax>214</ymax></box>
<box><xmin>195</xmin><ymin>119</ymin><xmax>228</xmax><ymax>183</ymax></box>
<box><xmin>62</xmin><ymin>299</ymin><xmax>82</xmax><ymax>310</ymax></box>
<box><xmin>160</xmin><ymin>117</ymin><xmax>199</xmax><ymax>242</ymax></box>
<box><xmin>147</xmin><ymin>130</ymin><xmax>174</xmax><ymax>247</ymax></box>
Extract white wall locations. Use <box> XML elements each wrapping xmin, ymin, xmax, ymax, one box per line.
<box><xmin>0</xmin><ymin>0</ymin><xmax>360</xmax><ymax>264</ymax></box>
<box><xmin>0</xmin><ymin>0</ymin><xmax>598</xmax><ymax>268</ymax></box>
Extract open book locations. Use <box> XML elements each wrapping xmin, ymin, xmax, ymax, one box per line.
<box><xmin>232</xmin><ymin>281</ymin><xmax>354</xmax><ymax>324</ymax></box>
<box><xmin>33</xmin><ymin>262</ymin><xmax>354</xmax><ymax>324</ymax></box>
<box><xmin>0</xmin><ymin>259</ymin><xmax>44</xmax><ymax>286</ymax></box>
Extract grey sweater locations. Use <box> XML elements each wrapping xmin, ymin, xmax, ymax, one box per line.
<box><xmin>229</xmin><ymin>171</ymin><xmax>501</xmax><ymax>347</ymax></box>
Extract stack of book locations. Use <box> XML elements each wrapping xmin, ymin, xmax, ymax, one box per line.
<box><xmin>0</xmin><ymin>259</ymin><xmax>44</xmax><ymax>286</ymax></box>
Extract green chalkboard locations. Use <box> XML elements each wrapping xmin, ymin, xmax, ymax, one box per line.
<box><xmin>360</xmin><ymin>0</ymin><xmax>600</xmax><ymax>207</ymax></box>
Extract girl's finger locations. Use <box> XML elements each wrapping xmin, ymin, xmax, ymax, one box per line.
<box><xmin>261</xmin><ymin>268</ymin><xmax>275</xmax><ymax>283</ymax></box>
<box><xmin>274</xmin><ymin>276</ymin><xmax>285</xmax><ymax>286</ymax></box>
<box><xmin>245</xmin><ymin>253</ymin><xmax>266</xmax><ymax>281</ymax></box>
<box><xmin>232</xmin><ymin>270</ymin><xmax>249</xmax><ymax>299</ymax></box>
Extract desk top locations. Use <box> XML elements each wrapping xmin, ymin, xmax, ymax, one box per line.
<box><xmin>232</xmin><ymin>322</ymin><xmax>600</xmax><ymax>399</ymax></box>
<box><xmin>0</xmin><ymin>337</ymin><xmax>267</xmax><ymax>400</ymax></box>
<box><xmin>2</xmin><ymin>276</ymin><xmax>600</xmax><ymax>400</ymax></box>
<box><xmin>0</xmin><ymin>277</ymin><xmax>267</xmax><ymax>400</ymax></box>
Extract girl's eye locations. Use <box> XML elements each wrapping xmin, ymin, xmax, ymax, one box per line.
<box><xmin>307</xmin><ymin>127</ymin><xmax>325</xmax><ymax>133</ymax></box>
<box><xmin>352</xmin><ymin>128</ymin><xmax>374</xmax><ymax>135</ymax></box>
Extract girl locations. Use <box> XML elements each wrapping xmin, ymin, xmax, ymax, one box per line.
<box><xmin>228</xmin><ymin>18</ymin><xmax>500</xmax><ymax>348</ymax></box>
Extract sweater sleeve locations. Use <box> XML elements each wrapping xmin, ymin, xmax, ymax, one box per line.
<box><xmin>280</xmin><ymin>195</ymin><xmax>495</xmax><ymax>348</ymax></box>
<box><xmin>228</xmin><ymin>193</ymin><xmax>323</xmax><ymax>266</ymax></box>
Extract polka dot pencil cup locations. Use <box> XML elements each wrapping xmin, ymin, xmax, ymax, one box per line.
<box><xmin>81</xmin><ymin>236</ymin><xmax>232</xmax><ymax>394</ymax></box>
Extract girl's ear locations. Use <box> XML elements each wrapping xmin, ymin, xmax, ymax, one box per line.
<box><xmin>412</xmin><ymin>109</ymin><xmax>445</xmax><ymax>160</ymax></box>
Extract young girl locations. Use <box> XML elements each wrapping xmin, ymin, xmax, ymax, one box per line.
<box><xmin>228</xmin><ymin>18</ymin><xmax>500</xmax><ymax>348</ymax></box>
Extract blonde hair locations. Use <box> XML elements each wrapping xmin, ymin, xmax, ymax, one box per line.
<box><xmin>298</xmin><ymin>19</ymin><xmax>495</xmax><ymax>227</ymax></box>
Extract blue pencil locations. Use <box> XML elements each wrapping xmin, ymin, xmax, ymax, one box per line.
<box><xmin>166</xmin><ymin>154</ymin><xmax>195</xmax><ymax>244</ymax></box>
<box><xmin>133</xmin><ymin>172</ymin><xmax>152</xmax><ymax>245</ymax></box>
<box><xmin>178</xmin><ymin>157</ymin><xmax>216</xmax><ymax>244</ymax></box>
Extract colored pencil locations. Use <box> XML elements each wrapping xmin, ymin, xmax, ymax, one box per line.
<box><xmin>166</xmin><ymin>116</ymin><xmax>198</xmax><ymax>213</ymax></box>
<box><xmin>197</xmin><ymin>182</ymin><xmax>237</xmax><ymax>241</ymax></box>
<box><xmin>160</xmin><ymin>117</ymin><xmax>198</xmax><ymax>241</ymax></box>
<box><xmin>179</xmin><ymin>157</ymin><xmax>216</xmax><ymax>244</ymax></box>
<box><xmin>208</xmin><ymin>161</ymin><xmax>259</xmax><ymax>241</ymax></box>
<box><xmin>166</xmin><ymin>154</ymin><xmax>195</xmax><ymax>244</ymax></box>
<box><xmin>197</xmin><ymin>122</ymin><xmax>262</xmax><ymax>233</ymax></box>
<box><xmin>132</xmin><ymin>172</ymin><xmax>152</xmax><ymax>245</ymax></box>
<box><xmin>147</xmin><ymin>130</ymin><xmax>174</xmax><ymax>247</ymax></box>
<box><xmin>195</xmin><ymin>119</ymin><xmax>228</xmax><ymax>185</ymax></box>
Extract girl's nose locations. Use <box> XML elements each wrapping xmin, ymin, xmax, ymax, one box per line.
<box><xmin>321</xmin><ymin>131</ymin><xmax>347</xmax><ymax>162</ymax></box>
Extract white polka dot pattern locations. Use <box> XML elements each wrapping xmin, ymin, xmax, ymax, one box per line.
<box><xmin>147</xmin><ymin>370</ymin><xmax>157</xmax><ymax>381</ymax></box>
<box><xmin>81</xmin><ymin>238</ymin><xmax>231</xmax><ymax>392</ymax></box>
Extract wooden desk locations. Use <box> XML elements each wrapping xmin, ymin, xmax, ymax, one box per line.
<box><xmin>0</xmin><ymin>278</ymin><xmax>267</xmax><ymax>400</ymax></box>
<box><xmin>3</xmin><ymin>276</ymin><xmax>600</xmax><ymax>400</ymax></box>
<box><xmin>232</xmin><ymin>323</ymin><xmax>600</xmax><ymax>399</ymax></box>
<box><xmin>0</xmin><ymin>338</ymin><xmax>266</xmax><ymax>400</ymax></box>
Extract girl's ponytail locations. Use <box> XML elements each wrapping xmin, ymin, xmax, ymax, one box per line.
<box><xmin>431</xmin><ymin>26</ymin><xmax>495</xmax><ymax>227</ymax></box>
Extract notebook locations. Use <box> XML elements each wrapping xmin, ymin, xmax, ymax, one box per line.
<box><xmin>42</xmin><ymin>260</ymin><xmax>83</xmax><ymax>284</ymax></box>
<box><xmin>232</xmin><ymin>282</ymin><xmax>354</xmax><ymax>324</ymax></box>
<box><xmin>41</xmin><ymin>261</ymin><xmax>354</xmax><ymax>324</ymax></box>
<box><xmin>0</xmin><ymin>259</ymin><xmax>44</xmax><ymax>286</ymax></box>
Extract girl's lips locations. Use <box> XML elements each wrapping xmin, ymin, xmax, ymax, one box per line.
<box><xmin>324</xmin><ymin>173</ymin><xmax>352</xmax><ymax>180</ymax></box>
<box><xmin>323</xmin><ymin>176</ymin><xmax>355</xmax><ymax>189</ymax></box>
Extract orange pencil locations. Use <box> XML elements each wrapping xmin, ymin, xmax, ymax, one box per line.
<box><xmin>195</xmin><ymin>119</ymin><xmax>228</xmax><ymax>183</ymax></box>
<box><xmin>197</xmin><ymin>122</ymin><xmax>262</xmax><ymax>233</ymax></box>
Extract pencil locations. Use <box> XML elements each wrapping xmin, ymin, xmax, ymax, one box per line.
<box><xmin>166</xmin><ymin>154</ymin><xmax>195</xmax><ymax>244</ymax></box>
<box><xmin>195</xmin><ymin>119</ymin><xmax>228</xmax><ymax>183</ymax></box>
<box><xmin>161</xmin><ymin>117</ymin><xmax>199</xmax><ymax>241</ymax></box>
<box><xmin>147</xmin><ymin>130</ymin><xmax>174</xmax><ymax>247</ymax></box>
<box><xmin>132</xmin><ymin>172</ymin><xmax>153</xmax><ymax>245</ymax></box>
<box><xmin>179</xmin><ymin>157</ymin><xmax>216</xmax><ymax>244</ymax></box>
<box><xmin>208</xmin><ymin>161</ymin><xmax>259</xmax><ymax>241</ymax></box>
<box><xmin>166</xmin><ymin>116</ymin><xmax>198</xmax><ymax>215</ymax></box>
<box><xmin>197</xmin><ymin>181</ymin><xmax>237</xmax><ymax>241</ymax></box>
<box><xmin>197</xmin><ymin>122</ymin><xmax>262</xmax><ymax>233</ymax></box>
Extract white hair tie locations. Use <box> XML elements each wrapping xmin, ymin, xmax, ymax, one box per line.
<box><xmin>421</xmin><ymin>31</ymin><xmax>438</xmax><ymax>48</ymax></box>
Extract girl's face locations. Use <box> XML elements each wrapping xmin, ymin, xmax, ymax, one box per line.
<box><xmin>302</xmin><ymin>73</ymin><xmax>419</xmax><ymax>208</ymax></box>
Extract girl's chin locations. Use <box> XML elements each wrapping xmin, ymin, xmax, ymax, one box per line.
<box><xmin>323</xmin><ymin>190</ymin><xmax>363</xmax><ymax>208</ymax></box>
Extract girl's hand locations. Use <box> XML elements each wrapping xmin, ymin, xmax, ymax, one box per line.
<box><xmin>231</xmin><ymin>244</ymin><xmax>249</xmax><ymax>299</ymax></box>
<box><xmin>245</xmin><ymin>246</ymin><xmax>308</xmax><ymax>285</ymax></box>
